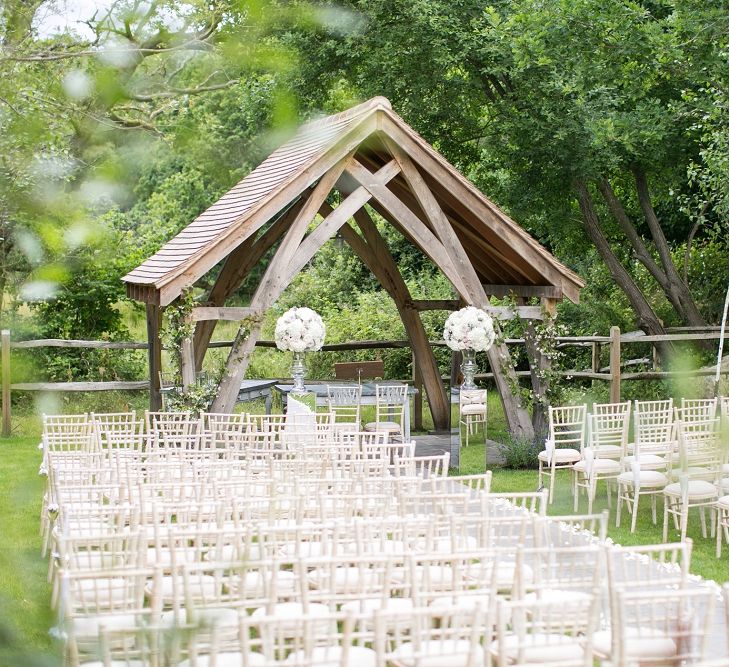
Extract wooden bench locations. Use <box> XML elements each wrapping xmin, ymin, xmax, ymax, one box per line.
<box><xmin>334</xmin><ymin>360</ymin><xmax>384</xmax><ymax>382</ymax></box>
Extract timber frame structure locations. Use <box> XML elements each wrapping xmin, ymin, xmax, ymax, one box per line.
<box><xmin>124</xmin><ymin>97</ymin><xmax>584</xmax><ymax>437</ymax></box>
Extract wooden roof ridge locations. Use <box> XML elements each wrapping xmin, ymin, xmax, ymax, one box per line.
<box><xmin>124</xmin><ymin>95</ymin><xmax>584</xmax><ymax>305</ymax></box>
<box><xmin>376</xmin><ymin>107</ymin><xmax>585</xmax><ymax>292</ymax></box>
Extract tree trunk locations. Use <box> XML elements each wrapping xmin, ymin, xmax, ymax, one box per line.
<box><xmin>573</xmin><ymin>178</ymin><xmax>669</xmax><ymax>343</ymax></box>
<box><xmin>633</xmin><ymin>167</ymin><xmax>706</xmax><ymax>328</ymax></box>
<box><xmin>523</xmin><ymin>317</ymin><xmax>549</xmax><ymax>436</ymax></box>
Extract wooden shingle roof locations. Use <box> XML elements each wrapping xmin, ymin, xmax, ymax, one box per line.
<box><xmin>124</xmin><ymin>96</ymin><xmax>584</xmax><ymax>305</ymax></box>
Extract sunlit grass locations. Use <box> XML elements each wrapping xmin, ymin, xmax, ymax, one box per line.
<box><xmin>0</xmin><ymin>436</ymin><xmax>59</xmax><ymax>664</ymax></box>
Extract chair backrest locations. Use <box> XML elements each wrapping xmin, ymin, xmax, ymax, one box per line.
<box><xmin>590</xmin><ymin>401</ymin><xmax>630</xmax><ymax>450</ymax></box>
<box><xmin>677</xmin><ymin>418</ymin><xmax>721</xmax><ymax>472</ymax></box>
<box><xmin>145</xmin><ymin>410</ymin><xmax>196</xmax><ymax>436</ymax></box>
<box><xmin>42</xmin><ymin>413</ymin><xmax>91</xmax><ymax>438</ymax></box>
<box><xmin>612</xmin><ymin>587</ymin><xmax>716</xmax><ymax>666</ymax></box>
<box><xmin>680</xmin><ymin>397</ymin><xmax>718</xmax><ymax>421</ymax></box>
<box><xmin>635</xmin><ymin>398</ymin><xmax>674</xmax><ymax>445</ymax></box>
<box><xmin>374</xmin><ymin>384</ymin><xmax>408</xmax><ymax>425</ymax></box>
<box><xmin>634</xmin><ymin>400</ymin><xmax>675</xmax><ymax>452</ymax></box>
<box><xmin>326</xmin><ymin>385</ymin><xmax>362</xmax><ymax>426</ymax></box>
<box><xmin>548</xmin><ymin>404</ymin><xmax>586</xmax><ymax>449</ymax></box>
<box><xmin>460</xmin><ymin>388</ymin><xmax>487</xmax><ymax>406</ymax></box>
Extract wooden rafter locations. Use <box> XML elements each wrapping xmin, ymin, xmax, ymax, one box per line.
<box><xmin>193</xmin><ymin>197</ymin><xmax>306</xmax><ymax>369</ymax></box>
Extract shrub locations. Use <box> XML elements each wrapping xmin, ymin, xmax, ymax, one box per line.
<box><xmin>496</xmin><ymin>434</ymin><xmax>544</xmax><ymax>470</ymax></box>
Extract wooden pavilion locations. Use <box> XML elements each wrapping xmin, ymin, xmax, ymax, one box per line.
<box><xmin>123</xmin><ymin>97</ymin><xmax>583</xmax><ymax>436</ymax></box>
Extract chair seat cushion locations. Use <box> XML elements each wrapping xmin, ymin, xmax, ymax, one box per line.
<box><xmin>592</xmin><ymin>627</ymin><xmax>676</xmax><ymax>659</ymax></box>
<box><xmin>392</xmin><ymin>639</ymin><xmax>485</xmax><ymax>667</ymax></box>
<box><xmin>285</xmin><ymin>645</ymin><xmax>377</xmax><ymax>667</ymax></box>
<box><xmin>664</xmin><ymin>480</ymin><xmax>718</xmax><ymax>499</ymax></box>
<box><xmin>670</xmin><ymin>466</ymin><xmax>715</xmax><ymax>482</ymax></box>
<box><xmin>71</xmin><ymin>612</ymin><xmax>140</xmax><ymax>639</ymax></box>
<box><xmin>594</xmin><ymin>444</ymin><xmax>622</xmax><ymax>456</ymax></box>
<box><xmin>498</xmin><ymin>633</ymin><xmax>584</xmax><ymax>663</ymax></box>
<box><xmin>717</xmin><ymin>494</ymin><xmax>729</xmax><ymax>509</ymax></box>
<box><xmin>622</xmin><ymin>454</ymin><xmax>665</xmax><ymax>467</ymax></box>
<box><xmin>364</xmin><ymin>421</ymin><xmax>401</xmax><ymax>432</ymax></box>
<box><xmin>250</xmin><ymin>602</ymin><xmax>332</xmax><ymax>636</ymax></box>
<box><xmin>537</xmin><ymin>449</ymin><xmax>581</xmax><ymax>463</ymax></box>
<box><xmin>308</xmin><ymin>566</ymin><xmax>380</xmax><ymax>593</ymax></box>
<box><xmin>461</xmin><ymin>404</ymin><xmax>486</xmax><ymax>416</ymax></box>
<box><xmin>573</xmin><ymin>459</ymin><xmax>621</xmax><ymax>473</ymax></box>
<box><xmin>617</xmin><ymin>471</ymin><xmax>668</xmax><ymax>487</ymax></box>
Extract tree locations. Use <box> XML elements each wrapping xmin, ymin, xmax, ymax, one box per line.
<box><xmin>284</xmin><ymin>0</ymin><xmax>729</xmax><ymax>335</ymax></box>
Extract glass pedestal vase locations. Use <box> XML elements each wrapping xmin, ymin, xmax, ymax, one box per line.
<box><xmin>460</xmin><ymin>348</ymin><xmax>478</xmax><ymax>390</ymax></box>
<box><xmin>290</xmin><ymin>351</ymin><xmax>307</xmax><ymax>395</ymax></box>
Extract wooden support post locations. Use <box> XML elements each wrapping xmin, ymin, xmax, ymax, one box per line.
<box><xmin>180</xmin><ymin>336</ymin><xmax>195</xmax><ymax>391</ymax></box>
<box><xmin>2</xmin><ymin>330</ymin><xmax>10</xmax><ymax>436</ymax></box>
<box><xmin>209</xmin><ymin>318</ymin><xmax>264</xmax><ymax>414</ymax></box>
<box><xmin>610</xmin><ymin>326</ymin><xmax>621</xmax><ymax>403</ymax></box>
<box><xmin>450</xmin><ymin>351</ymin><xmax>462</xmax><ymax>389</ymax></box>
<box><xmin>146</xmin><ymin>304</ymin><xmax>163</xmax><ymax>411</ymax></box>
<box><xmin>412</xmin><ymin>350</ymin><xmax>423</xmax><ymax>432</ymax></box>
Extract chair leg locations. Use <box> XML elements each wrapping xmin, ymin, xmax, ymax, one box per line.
<box><xmin>717</xmin><ymin>516</ymin><xmax>723</xmax><ymax>558</ymax></box>
<box><xmin>680</xmin><ymin>503</ymin><xmax>689</xmax><ymax>543</ymax></box>
<box><xmin>606</xmin><ymin>480</ymin><xmax>612</xmax><ymax>509</ymax></box>
<box><xmin>651</xmin><ymin>494</ymin><xmax>657</xmax><ymax>525</ymax></box>
<box><xmin>663</xmin><ymin>497</ymin><xmax>670</xmax><ymax>542</ymax></box>
<box><xmin>616</xmin><ymin>485</ymin><xmax>623</xmax><ymax>528</ymax></box>
<box><xmin>587</xmin><ymin>477</ymin><xmax>595</xmax><ymax>515</ymax></box>
<box><xmin>549</xmin><ymin>465</ymin><xmax>556</xmax><ymax>504</ymax></box>
<box><xmin>700</xmin><ymin>506</ymin><xmax>708</xmax><ymax>538</ymax></box>
<box><xmin>573</xmin><ymin>473</ymin><xmax>579</xmax><ymax>512</ymax></box>
<box><xmin>630</xmin><ymin>491</ymin><xmax>639</xmax><ymax>533</ymax></box>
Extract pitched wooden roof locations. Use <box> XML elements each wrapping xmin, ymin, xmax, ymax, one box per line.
<box><xmin>124</xmin><ymin>96</ymin><xmax>584</xmax><ymax>305</ymax></box>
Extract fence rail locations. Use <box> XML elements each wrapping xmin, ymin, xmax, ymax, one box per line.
<box><xmin>2</xmin><ymin>326</ymin><xmax>728</xmax><ymax>436</ymax></box>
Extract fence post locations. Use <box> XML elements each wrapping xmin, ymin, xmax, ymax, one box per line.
<box><xmin>2</xmin><ymin>330</ymin><xmax>10</xmax><ymax>436</ymax></box>
<box><xmin>412</xmin><ymin>351</ymin><xmax>423</xmax><ymax>432</ymax></box>
<box><xmin>591</xmin><ymin>342</ymin><xmax>600</xmax><ymax>373</ymax></box>
<box><xmin>609</xmin><ymin>326</ymin><xmax>621</xmax><ymax>403</ymax></box>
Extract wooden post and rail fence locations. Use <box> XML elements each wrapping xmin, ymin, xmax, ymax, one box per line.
<box><xmin>1</xmin><ymin>327</ymin><xmax>728</xmax><ymax>436</ymax></box>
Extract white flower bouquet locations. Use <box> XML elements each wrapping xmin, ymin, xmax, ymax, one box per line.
<box><xmin>275</xmin><ymin>307</ymin><xmax>326</xmax><ymax>353</ymax></box>
<box><xmin>443</xmin><ymin>306</ymin><xmax>495</xmax><ymax>352</ymax></box>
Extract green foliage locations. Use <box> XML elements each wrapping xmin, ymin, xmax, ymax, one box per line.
<box><xmin>495</xmin><ymin>434</ymin><xmax>543</xmax><ymax>470</ymax></box>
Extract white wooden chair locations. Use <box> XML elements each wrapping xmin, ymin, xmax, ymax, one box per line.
<box><xmin>326</xmin><ymin>384</ymin><xmax>362</xmax><ymax>431</ymax></box>
<box><xmin>493</xmin><ymin>594</ymin><xmax>598</xmax><ymax>667</ymax></box>
<box><xmin>572</xmin><ymin>406</ymin><xmax>627</xmax><ymax>512</ymax></box>
<box><xmin>593</xmin><ymin>586</ymin><xmax>716</xmax><ymax>667</ymax></box>
<box><xmin>459</xmin><ymin>388</ymin><xmax>487</xmax><ymax>447</ymax></box>
<box><xmin>374</xmin><ymin>604</ymin><xmax>487</xmax><ymax>667</ymax></box>
<box><xmin>364</xmin><ymin>384</ymin><xmax>408</xmax><ymax>440</ymax></box>
<box><xmin>537</xmin><ymin>404</ymin><xmax>586</xmax><ymax>504</ymax></box>
<box><xmin>663</xmin><ymin>418</ymin><xmax>721</xmax><ymax>542</ymax></box>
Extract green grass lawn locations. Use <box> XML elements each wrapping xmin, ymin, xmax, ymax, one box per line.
<box><xmin>0</xmin><ymin>436</ymin><xmax>59</xmax><ymax>665</ymax></box>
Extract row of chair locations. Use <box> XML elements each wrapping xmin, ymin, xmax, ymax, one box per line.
<box><xmin>40</xmin><ymin>409</ymin><xmax>728</xmax><ymax>666</ymax></box>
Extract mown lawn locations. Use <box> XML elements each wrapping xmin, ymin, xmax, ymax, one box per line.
<box><xmin>0</xmin><ymin>436</ymin><xmax>59</xmax><ymax>665</ymax></box>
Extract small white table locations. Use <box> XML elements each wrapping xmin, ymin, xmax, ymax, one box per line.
<box><xmin>272</xmin><ymin>381</ymin><xmax>416</xmax><ymax>441</ymax></box>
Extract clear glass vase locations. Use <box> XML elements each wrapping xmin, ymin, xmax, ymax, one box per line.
<box><xmin>291</xmin><ymin>351</ymin><xmax>307</xmax><ymax>394</ymax></box>
<box><xmin>460</xmin><ymin>348</ymin><xmax>478</xmax><ymax>390</ymax></box>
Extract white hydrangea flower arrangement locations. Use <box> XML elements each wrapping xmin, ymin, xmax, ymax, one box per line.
<box><xmin>275</xmin><ymin>307</ymin><xmax>326</xmax><ymax>353</ymax></box>
<box><xmin>443</xmin><ymin>306</ymin><xmax>495</xmax><ymax>352</ymax></box>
